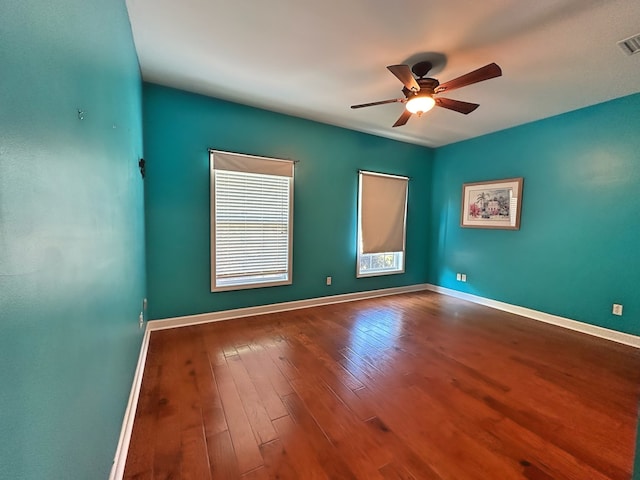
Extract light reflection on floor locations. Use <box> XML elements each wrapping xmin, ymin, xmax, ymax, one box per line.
<box><xmin>343</xmin><ymin>306</ymin><xmax>406</xmax><ymax>377</ymax></box>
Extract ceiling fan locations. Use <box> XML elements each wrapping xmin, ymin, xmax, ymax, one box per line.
<box><xmin>351</xmin><ymin>61</ymin><xmax>502</xmax><ymax>127</ymax></box>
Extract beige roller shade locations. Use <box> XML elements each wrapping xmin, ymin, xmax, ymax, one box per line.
<box><xmin>359</xmin><ymin>171</ymin><xmax>408</xmax><ymax>254</ymax></box>
<box><xmin>211</xmin><ymin>150</ymin><xmax>293</xmax><ymax>177</ymax></box>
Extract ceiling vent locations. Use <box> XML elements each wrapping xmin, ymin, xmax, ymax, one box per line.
<box><xmin>618</xmin><ymin>34</ymin><xmax>640</xmax><ymax>56</ymax></box>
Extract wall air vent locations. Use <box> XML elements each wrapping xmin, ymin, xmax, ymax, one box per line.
<box><xmin>618</xmin><ymin>33</ymin><xmax>640</xmax><ymax>56</ymax></box>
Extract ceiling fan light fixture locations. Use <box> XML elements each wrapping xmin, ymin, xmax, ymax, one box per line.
<box><xmin>350</xmin><ymin>62</ymin><xmax>501</xmax><ymax>127</ymax></box>
<box><xmin>405</xmin><ymin>95</ymin><xmax>435</xmax><ymax>115</ymax></box>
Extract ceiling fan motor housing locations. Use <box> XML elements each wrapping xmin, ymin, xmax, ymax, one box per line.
<box><xmin>403</xmin><ymin>78</ymin><xmax>439</xmax><ymax>98</ymax></box>
<box><xmin>418</xmin><ymin>78</ymin><xmax>439</xmax><ymax>94</ymax></box>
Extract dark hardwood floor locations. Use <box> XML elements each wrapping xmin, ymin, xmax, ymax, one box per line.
<box><xmin>123</xmin><ymin>291</ymin><xmax>640</xmax><ymax>479</ymax></box>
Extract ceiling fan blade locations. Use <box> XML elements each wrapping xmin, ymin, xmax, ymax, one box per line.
<box><xmin>387</xmin><ymin>65</ymin><xmax>420</xmax><ymax>92</ymax></box>
<box><xmin>436</xmin><ymin>63</ymin><xmax>502</xmax><ymax>93</ymax></box>
<box><xmin>392</xmin><ymin>109</ymin><xmax>413</xmax><ymax>127</ymax></box>
<box><xmin>351</xmin><ymin>98</ymin><xmax>404</xmax><ymax>109</ymax></box>
<box><xmin>435</xmin><ymin>97</ymin><xmax>480</xmax><ymax>114</ymax></box>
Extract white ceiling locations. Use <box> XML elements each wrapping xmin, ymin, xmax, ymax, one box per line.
<box><xmin>126</xmin><ymin>0</ymin><xmax>640</xmax><ymax>147</ymax></box>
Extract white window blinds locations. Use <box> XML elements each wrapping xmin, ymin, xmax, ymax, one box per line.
<box><xmin>211</xmin><ymin>150</ymin><xmax>294</xmax><ymax>291</ymax></box>
<box><xmin>359</xmin><ymin>171</ymin><xmax>408</xmax><ymax>254</ymax></box>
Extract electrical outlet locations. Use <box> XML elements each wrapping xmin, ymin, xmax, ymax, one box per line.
<box><xmin>456</xmin><ymin>273</ymin><xmax>462</xmax><ymax>281</ymax></box>
<box><xmin>326</xmin><ymin>276</ymin><xmax>332</xmax><ymax>286</ymax></box>
<box><xmin>612</xmin><ymin>304</ymin><xmax>623</xmax><ymax>316</ymax></box>
<box><xmin>461</xmin><ymin>274</ymin><xmax>467</xmax><ymax>282</ymax></box>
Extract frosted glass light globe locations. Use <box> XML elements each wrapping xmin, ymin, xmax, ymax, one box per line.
<box><xmin>406</xmin><ymin>95</ymin><xmax>436</xmax><ymax>115</ymax></box>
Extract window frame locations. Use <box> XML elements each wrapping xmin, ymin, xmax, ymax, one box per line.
<box><xmin>357</xmin><ymin>251</ymin><xmax>405</xmax><ymax>278</ymax></box>
<box><xmin>356</xmin><ymin>170</ymin><xmax>408</xmax><ymax>278</ymax></box>
<box><xmin>210</xmin><ymin>150</ymin><xmax>294</xmax><ymax>292</ymax></box>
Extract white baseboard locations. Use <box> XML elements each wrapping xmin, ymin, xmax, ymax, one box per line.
<box><xmin>147</xmin><ymin>283</ymin><xmax>431</xmax><ymax>331</ymax></box>
<box><xmin>425</xmin><ymin>284</ymin><xmax>640</xmax><ymax>349</ymax></box>
<box><xmin>109</xmin><ymin>327</ymin><xmax>151</xmax><ymax>480</ymax></box>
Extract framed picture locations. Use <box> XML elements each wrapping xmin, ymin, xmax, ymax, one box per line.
<box><xmin>460</xmin><ymin>177</ymin><xmax>523</xmax><ymax>230</ymax></box>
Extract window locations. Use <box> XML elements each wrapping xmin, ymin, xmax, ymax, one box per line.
<box><xmin>210</xmin><ymin>150</ymin><xmax>294</xmax><ymax>291</ymax></box>
<box><xmin>358</xmin><ymin>251</ymin><xmax>404</xmax><ymax>276</ymax></box>
<box><xmin>357</xmin><ymin>170</ymin><xmax>408</xmax><ymax>277</ymax></box>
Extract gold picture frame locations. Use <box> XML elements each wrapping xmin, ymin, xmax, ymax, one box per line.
<box><xmin>460</xmin><ymin>177</ymin><xmax>523</xmax><ymax>230</ymax></box>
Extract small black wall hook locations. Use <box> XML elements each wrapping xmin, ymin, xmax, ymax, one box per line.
<box><xmin>138</xmin><ymin>158</ymin><xmax>146</xmax><ymax>178</ymax></box>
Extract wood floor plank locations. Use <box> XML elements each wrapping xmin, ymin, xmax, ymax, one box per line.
<box><xmin>225</xmin><ymin>353</ymin><xmax>278</xmax><ymax>444</ymax></box>
<box><xmin>260</xmin><ymin>335</ymin><xmax>301</xmax><ymax>381</ymax></box>
<box><xmin>124</xmin><ymin>291</ymin><xmax>640</xmax><ymax>480</ymax></box>
<box><xmin>281</xmin><ymin>392</ymin><xmax>359</xmax><ymax>480</ymax></box>
<box><xmin>271</xmin><ymin>415</ymin><xmax>330</xmax><ymax>480</ymax></box>
<box><xmin>378</xmin><ymin>461</ymin><xmax>416</xmax><ymax>480</ymax></box>
<box><xmin>123</xmin><ymin>335</ymin><xmax>163</xmax><ymax>479</ymax></box>
<box><xmin>211</xmin><ymin>359</ymin><xmax>264</xmax><ymax>474</ymax></box>
<box><xmin>258</xmin><ymin>440</ymin><xmax>299</xmax><ymax>479</ymax></box>
<box><xmin>246</xmin><ymin>342</ymin><xmax>295</xmax><ymax>398</ymax></box>
<box><xmin>235</xmin><ymin>345</ymin><xmax>289</xmax><ymax>420</ymax></box>
<box><xmin>293</xmin><ymin>330</ymin><xmax>365</xmax><ymax>391</ymax></box>
<box><xmin>207</xmin><ymin>429</ymin><xmax>241</xmax><ymax>480</ymax></box>
<box><xmin>185</xmin><ymin>328</ymin><xmax>228</xmax><ymax>438</ymax></box>
<box><xmin>180</xmin><ymin>426</ymin><xmax>211</xmax><ymax>480</ymax></box>
<box><xmin>282</xmin><ymin>333</ymin><xmax>375</xmax><ymax>421</ymax></box>
<box><xmin>150</xmin><ymin>334</ymin><xmax>182</xmax><ymax>479</ymax></box>
<box><xmin>289</xmin><ymin>372</ymin><xmax>392</xmax><ymax>477</ymax></box>
<box><xmin>364</xmin><ymin>417</ymin><xmax>443</xmax><ymax>480</ymax></box>
<box><xmin>240</xmin><ymin>466</ymin><xmax>270</xmax><ymax>480</ymax></box>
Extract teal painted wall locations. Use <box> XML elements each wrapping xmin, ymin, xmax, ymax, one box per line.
<box><xmin>429</xmin><ymin>93</ymin><xmax>640</xmax><ymax>336</ymax></box>
<box><xmin>0</xmin><ymin>1</ymin><xmax>145</xmax><ymax>478</ymax></box>
<box><xmin>143</xmin><ymin>83</ymin><xmax>433</xmax><ymax>320</ymax></box>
